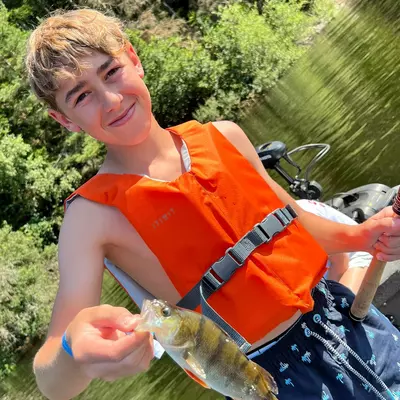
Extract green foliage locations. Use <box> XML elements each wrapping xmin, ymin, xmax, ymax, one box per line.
<box><xmin>6</xmin><ymin>0</ymin><xmax>75</xmax><ymax>29</ymax></box>
<box><xmin>62</xmin><ymin>132</ymin><xmax>106</xmax><ymax>180</ymax></box>
<box><xmin>126</xmin><ymin>1</ymin><xmax>331</xmax><ymax>124</ymax></box>
<box><xmin>128</xmin><ymin>30</ymin><xmax>221</xmax><ymax>126</ymax></box>
<box><xmin>203</xmin><ymin>4</ymin><xmax>286</xmax><ymax>95</ymax></box>
<box><xmin>194</xmin><ymin>2</ymin><xmax>313</xmax><ymax>121</ymax></box>
<box><xmin>262</xmin><ymin>0</ymin><xmax>315</xmax><ymax>43</ymax></box>
<box><xmin>193</xmin><ymin>90</ymin><xmax>242</xmax><ymax>122</ymax></box>
<box><xmin>310</xmin><ymin>0</ymin><xmax>338</xmax><ymax>21</ymax></box>
<box><xmin>0</xmin><ymin>3</ymin><xmax>66</xmax><ymax>154</ymax></box>
<box><xmin>0</xmin><ymin>223</ymin><xmax>58</xmax><ymax>379</ymax></box>
<box><xmin>0</xmin><ymin>133</ymin><xmax>81</xmax><ymax>236</ymax></box>
<box><xmin>0</xmin><ymin>3</ymin><xmax>96</xmax><ymax>237</ymax></box>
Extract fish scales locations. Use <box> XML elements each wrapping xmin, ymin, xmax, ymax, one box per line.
<box><xmin>136</xmin><ymin>299</ymin><xmax>278</xmax><ymax>400</ymax></box>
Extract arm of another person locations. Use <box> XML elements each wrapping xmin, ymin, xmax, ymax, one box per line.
<box><xmin>212</xmin><ymin>121</ymin><xmax>400</xmax><ymax>258</ymax></box>
<box><xmin>295</xmin><ymin>199</ymin><xmax>370</xmax><ymax>293</ymax></box>
<box><xmin>33</xmin><ymin>198</ymin><xmax>153</xmax><ymax>400</ymax></box>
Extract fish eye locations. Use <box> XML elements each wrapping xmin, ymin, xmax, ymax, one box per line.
<box><xmin>161</xmin><ymin>306</ymin><xmax>171</xmax><ymax>317</ymax></box>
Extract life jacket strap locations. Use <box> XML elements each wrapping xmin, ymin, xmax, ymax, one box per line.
<box><xmin>177</xmin><ymin>204</ymin><xmax>297</xmax><ymax>352</ymax></box>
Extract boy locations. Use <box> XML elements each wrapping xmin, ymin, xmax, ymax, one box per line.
<box><xmin>26</xmin><ymin>9</ymin><xmax>400</xmax><ymax>400</ymax></box>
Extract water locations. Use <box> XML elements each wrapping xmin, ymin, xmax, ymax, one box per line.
<box><xmin>242</xmin><ymin>0</ymin><xmax>400</xmax><ymax>200</ymax></box>
<box><xmin>2</xmin><ymin>1</ymin><xmax>399</xmax><ymax>399</ymax></box>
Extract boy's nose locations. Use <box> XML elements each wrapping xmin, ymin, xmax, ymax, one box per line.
<box><xmin>102</xmin><ymin>90</ymin><xmax>123</xmax><ymax>112</ymax></box>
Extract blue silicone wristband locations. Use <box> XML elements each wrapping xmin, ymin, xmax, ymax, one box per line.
<box><xmin>62</xmin><ymin>332</ymin><xmax>74</xmax><ymax>358</ymax></box>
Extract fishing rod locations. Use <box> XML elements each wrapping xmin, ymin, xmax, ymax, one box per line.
<box><xmin>350</xmin><ymin>189</ymin><xmax>400</xmax><ymax>322</ymax></box>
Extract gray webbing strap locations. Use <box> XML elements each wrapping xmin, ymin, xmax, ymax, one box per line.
<box><xmin>177</xmin><ymin>204</ymin><xmax>297</xmax><ymax>352</ymax></box>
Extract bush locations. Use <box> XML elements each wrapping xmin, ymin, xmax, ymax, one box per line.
<box><xmin>0</xmin><ymin>133</ymin><xmax>81</xmax><ymax>238</ymax></box>
<box><xmin>0</xmin><ymin>224</ymin><xmax>58</xmax><ymax>378</ymax></box>
<box><xmin>127</xmin><ymin>30</ymin><xmax>221</xmax><ymax>126</ymax></box>
<box><xmin>126</xmin><ymin>2</ymin><xmax>329</xmax><ymax>124</ymax></box>
<box><xmin>193</xmin><ymin>2</ymin><xmax>313</xmax><ymax>121</ymax></box>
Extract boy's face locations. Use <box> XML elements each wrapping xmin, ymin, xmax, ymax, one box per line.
<box><xmin>49</xmin><ymin>45</ymin><xmax>152</xmax><ymax>146</ymax></box>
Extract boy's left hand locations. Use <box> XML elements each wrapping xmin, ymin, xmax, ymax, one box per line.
<box><xmin>361</xmin><ymin>206</ymin><xmax>400</xmax><ymax>261</ymax></box>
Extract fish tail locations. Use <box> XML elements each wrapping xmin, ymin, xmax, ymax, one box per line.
<box><xmin>262</xmin><ymin>393</ymin><xmax>279</xmax><ymax>400</ymax></box>
<box><xmin>257</xmin><ymin>364</ymin><xmax>279</xmax><ymax>396</ymax></box>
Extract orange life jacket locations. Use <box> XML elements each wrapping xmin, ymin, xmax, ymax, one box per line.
<box><xmin>65</xmin><ymin>120</ymin><xmax>328</xmax><ymax>343</ymax></box>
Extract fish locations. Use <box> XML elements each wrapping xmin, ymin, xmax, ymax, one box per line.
<box><xmin>136</xmin><ymin>299</ymin><xmax>278</xmax><ymax>400</ymax></box>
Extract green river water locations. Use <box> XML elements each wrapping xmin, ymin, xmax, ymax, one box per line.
<box><xmin>2</xmin><ymin>1</ymin><xmax>399</xmax><ymax>399</ymax></box>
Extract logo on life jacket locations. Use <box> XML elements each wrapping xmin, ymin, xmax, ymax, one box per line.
<box><xmin>152</xmin><ymin>207</ymin><xmax>176</xmax><ymax>229</ymax></box>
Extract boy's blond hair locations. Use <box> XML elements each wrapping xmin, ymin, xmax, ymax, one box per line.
<box><xmin>26</xmin><ymin>9</ymin><xmax>129</xmax><ymax>110</ymax></box>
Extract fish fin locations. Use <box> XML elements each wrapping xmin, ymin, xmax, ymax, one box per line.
<box><xmin>183</xmin><ymin>369</ymin><xmax>210</xmax><ymax>389</ymax></box>
<box><xmin>185</xmin><ymin>352</ymin><xmax>207</xmax><ymax>380</ymax></box>
<box><xmin>161</xmin><ymin>341</ymin><xmax>193</xmax><ymax>351</ymax></box>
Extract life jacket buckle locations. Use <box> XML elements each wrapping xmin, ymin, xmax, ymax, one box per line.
<box><xmin>203</xmin><ymin>247</ymin><xmax>244</xmax><ymax>291</ymax></box>
<box><xmin>252</xmin><ymin>223</ymin><xmax>270</xmax><ymax>242</ymax></box>
<box><xmin>202</xmin><ymin>269</ymin><xmax>223</xmax><ymax>291</ymax></box>
<box><xmin>176</xmin><ymin>204</ymin><xmax>298</xmax><ymax>351</ymax></box>
<box><xmin>225</xmin><ymin>247</ymin><xmax>245</xmax><ymax>267</ymax></box>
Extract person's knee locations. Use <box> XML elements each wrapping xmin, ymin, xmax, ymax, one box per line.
<box><xmin>339</xmin><ymin>267</ymin><xmax>368</xmax><ymax>294</ymax></box>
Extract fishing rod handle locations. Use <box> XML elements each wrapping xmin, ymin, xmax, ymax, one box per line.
<box><xmin>350</xmin><ymin>188</ymin><xmax>400</xmax><ymax>322</ymax></box>
<box><xmin>349</xmin><ymin>257</ymin><xmax>386</xmax><ymax>321</ymax></box>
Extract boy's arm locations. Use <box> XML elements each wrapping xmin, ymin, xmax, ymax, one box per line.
<box><xmin>33</xmin><ymin>199</ymin><xmax>152</xmax><ymax>400</ymax></box>
<box><xmin>213</xmin><ymin>121</ymin><xmax>400</xmax><ymax>258</ymax></box>
<box><xmin>33</xmin><ymin>199</ymin><xmax>105</xmax><ymax>398</ymax></box>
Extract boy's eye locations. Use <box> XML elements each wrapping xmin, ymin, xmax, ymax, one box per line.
<box><xmin>106</xmin><ymin>67</ymin><xmax>120</xmax><ymax>79</ymax></box>
<box><xmin>75</xmin><ymin>92</ymin><xmax>89</xmax><ymax>105</ymax></box>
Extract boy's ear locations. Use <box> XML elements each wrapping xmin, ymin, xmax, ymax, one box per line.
<box><xmin>48</xmin><ymin>109</ymin><xmax>81</xmax><ymax>132</ymax></box>
<box><xmin>126</xmin><ymin>43</ymin><xmax>144</xmax><ymax>78</ymax></box>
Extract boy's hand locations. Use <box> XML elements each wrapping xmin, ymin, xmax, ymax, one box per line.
<box><xmin>361</xmin><ymin>206</ymin><xmax>400</xmax><ymax>261</ymax></box>
<box><xmin>66</xmin><ymin>304</ymin><xmax>154</xmax><ymax>382</ymax></box>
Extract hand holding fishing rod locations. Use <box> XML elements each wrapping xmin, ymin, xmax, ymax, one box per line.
<box><xmin>350</xmin><ymin>188</ymin><xmax>400</xmax><ymax>322</ymax></box>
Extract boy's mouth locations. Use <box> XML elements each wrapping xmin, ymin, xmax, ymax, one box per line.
<box><xmin>109</xmin><ymin>103</ymin><xmax>136</xmax><ymax>127</ymax></box>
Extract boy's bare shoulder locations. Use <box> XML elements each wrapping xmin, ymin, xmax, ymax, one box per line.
<box><xmin>61</xmin><ymin>195</ymin><xmax>118</xmax><ymax>245</ymax></box>
<box><xmin>211</xmin><ymin>120</ymin><xmax>242</xmax><ymax>136</ymax></box>
<box><xmin>211</xmin><ymin>121</ymin><xmax>299</xmax><ymax>208</ymax></box>
<box><xmin>211</xmin><ymin>120</ymin><xmax>258</xmax><ymax>162</ymax></box>
<box><xmin>61</xmin><ymin>195</ymin><xmax>140</xmax><ymax>253</ymax></box>
<box><xmin>64</xmin><ymin>194</ymin><xmax>111</xmax><ymax>218</ymax></box>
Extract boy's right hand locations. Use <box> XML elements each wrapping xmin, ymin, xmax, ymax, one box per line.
<box><xmin>65</xmin><ymin>304</ymin><xmax>154</xmax><ymax>382</ymax></box>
